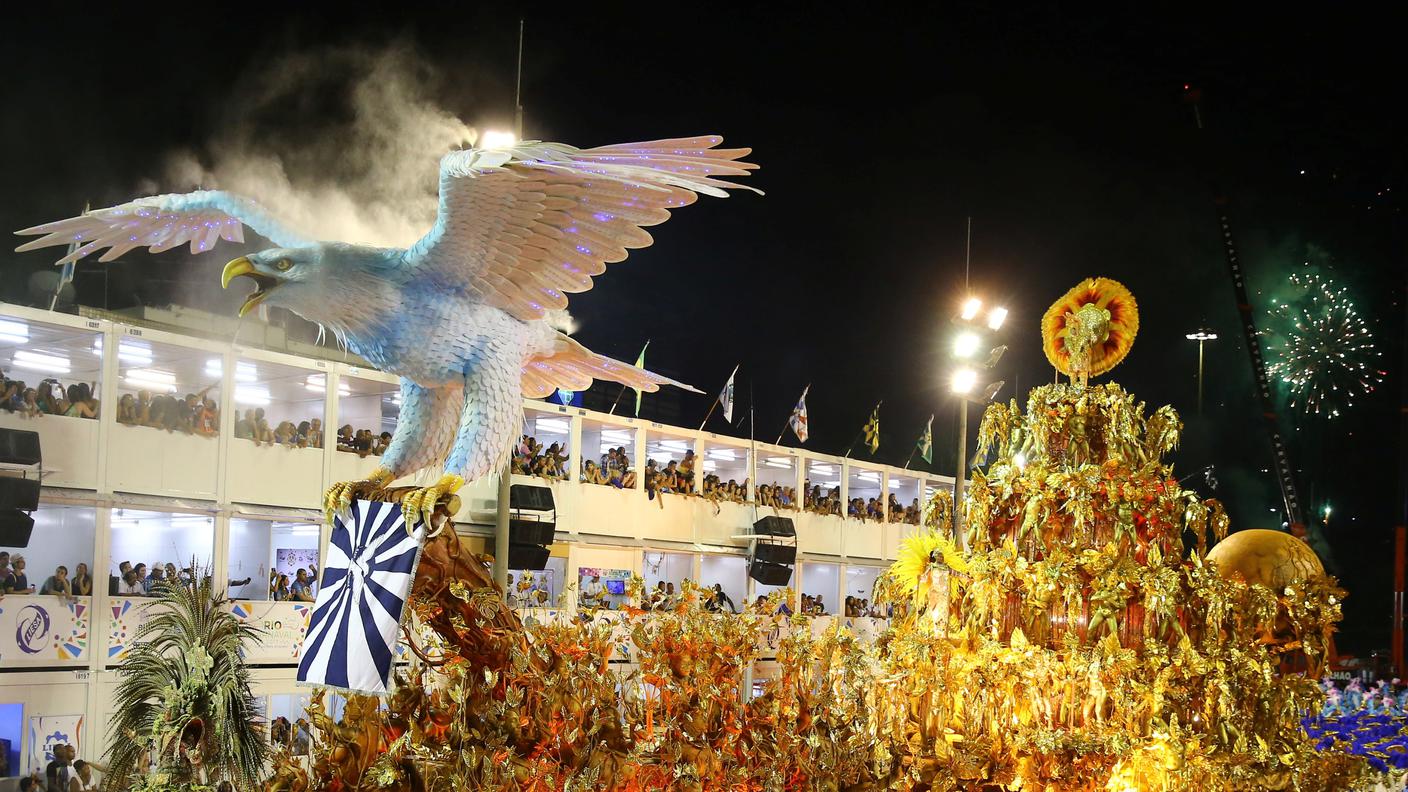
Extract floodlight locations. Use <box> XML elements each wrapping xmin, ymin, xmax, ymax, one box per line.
<box><xmin>951</xmin><ymin>367</ymin><xmax>977</xmax><ymax>394</ymax></box>
<box><xmin>954</xmin><ymin>332</ymin><xmax>981</xmax><ymax>358</ymax></box>
<box><xmin>986</xmin><ymin>306</ymin><xmax>1008</xmax><ymax>331</ymax></box>
<box><xmin>480</xmin><ymin>130</ymin><xmax>517</xmax><ymax>149</ymax></box>
<box><xmin>960</xmin><ymin>297</ymin><xmax>982</xmax><ymax>321</ymax></box>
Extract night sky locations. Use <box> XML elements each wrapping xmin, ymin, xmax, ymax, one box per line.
<box><xmin>2</xmin><ymin>7</ymin><xmax>1403</xmax><ymax>651</ymax></box>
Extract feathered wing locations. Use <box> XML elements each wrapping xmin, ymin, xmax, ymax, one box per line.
<box><xmin>403</xmin><ymin>136</ymin><xmax>761</xmax><ymax>322</ymax></box>
<box><xmin>521</xmin><ymin>333</ymin><xmax>702</xmax><ymax>399</ymax></box>
<box><xmin>14</xmin><ymin>189</ymin><xmax>315</xmax><ymax>264</ymax></box>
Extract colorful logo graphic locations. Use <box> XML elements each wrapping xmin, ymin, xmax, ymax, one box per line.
<box><xmin>16</xmin><ymin>604</ymin><xmax>51</xmax><ymax>654</ymax></box>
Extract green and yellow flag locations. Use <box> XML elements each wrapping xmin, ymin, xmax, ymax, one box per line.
<box><xmin>917</xmin><ymin>414</ymin><xmax>933</xmax><ymax>464</ymax></box>
<box><xmin>863</xmin><ymin>403</ymin><xmax>881</xmax><ymax>454</ymax></box>
<box><xmin>632</xmin><ymin>340</ymin><xmax>651</xmax><ymax>416</ymax></box>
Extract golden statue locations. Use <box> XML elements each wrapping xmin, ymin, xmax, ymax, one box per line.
<box><xmin>1042</xmin><ymin>276</ymin><xmax>1140</xmax><ymax>386</ymax></box>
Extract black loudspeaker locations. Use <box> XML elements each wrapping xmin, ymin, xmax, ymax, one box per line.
<box><xmin>0</xmin><ymin>509</ymin><xmax>35</xmax><ymax>546</ymax></box>
<box><xmin>0</xmin><ymin>429</ymin><xmax>40</xmax><ymax>466</ymax></box>
<box><xmin>748</xmin><ymin>560</ymin><xmax>793</xmax><ymax>586</ymax></box>
<box><xmin>508</xmin><ymin>544</ymin><xmax>551</xmax><ymax>570</ymax></box>
<box><xmin>510</xmin><ymin>518</ymin><xmax>555</xmax><ymax>546</ymax></box>
<box><xmin>510</xmin><ymin>484</ymin><xmax>555</xmax><ymax>511</ymax></box>
<box><xmin>0</xmin><ymin>477</ymin><xmax>40</xmax><ymax>511</ymax></box>
<box><xmin>751</xmin><ymin>542</ymin><xmax>796</xmax><ymax>566</ymax></box>
<box><xmin>753</xmin><ymin>515</ymin><xmax>795</xmax><ymax>538</ymax></box>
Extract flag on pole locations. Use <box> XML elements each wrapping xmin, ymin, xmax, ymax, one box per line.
<box><xmin>863</xmin><ymin>404</ymin><xmax>881</xmax><ymax>454</ymax></box>
<box><xmin>917</xmin><ymin>414</ymin><xmax>934</xmax><ymax>464</ymax></box>
<box><xmin>788</xmin><ymin>386</ymin><xmax>810</xmax><ymax>443</ymax></box>
<box><xmin>718</xmin><ymin>364</ymin><xmax>738</xmax><ymax>423</ymax></box>
<box><xmin>632</xmin><ymin>340</ymin><xmax>651</xmax><ymax>416</ymax></box>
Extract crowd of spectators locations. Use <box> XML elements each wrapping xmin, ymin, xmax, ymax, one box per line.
<box><xmin>270</xmin><ymin>716</ymin><xmax>311</xmax><ymax>754</ymax></box>
<box><xmin>844</xmin><ymin>595</ymin><xmax>886</xmax><ymax>618</ymax></box>
<box><xmin>515</xmin><ymin>435</ymin><xmax>569</xmax><ymax>479</ymax></box>
<box><xmin>116</xmin><ymin>387</ymin><xmax>217</xmax><ymax>435</ymax></box>
<box><xmin>511</xmin><ymin>433</ymin><xmax>924</xmax><ymax>523</ymax></box>
<box><xmin>104</xmin><ymin>560</ymin><xmax>254</xmax><ymax>597</ymax></box>
<box><xmin>268</xmin><ymin>566</ymin><xmax>319</xmax><ymax>601</ymax></box>
<box><xmin>1</xmin><ymin>368</ymin><xmax>100</xmax><ymax>420</ymax></box>
<box><xmin>0</xmin><ymin>552</ymin><xmax>94</xmax><ymax>597</ymax></box>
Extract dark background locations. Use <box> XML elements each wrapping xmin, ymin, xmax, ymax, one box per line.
<box><xmin>2</xmin><ymin>6</ymin><xmax>1403</xmax><ymax>652</ymax></box>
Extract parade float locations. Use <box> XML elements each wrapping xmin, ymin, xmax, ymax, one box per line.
<box><xmin>253</xmin><ymin>279</ymin><xmax>1359</xmax><ymax>791</ymax></box>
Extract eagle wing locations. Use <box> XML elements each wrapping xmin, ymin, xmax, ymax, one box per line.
<box><xmin>402</xmin><ymin>136</ymin><xmax>760</xmax><ymax>322</ymax></box>
<box><xmin>521</xmin><ymin>334</ymin><xmax>701</xmax><ymax>399</ymax></box>
<box><xmin>14</xmin><ymin>190</ymin><xmax>316</xmax><ymax>264</ymax></box>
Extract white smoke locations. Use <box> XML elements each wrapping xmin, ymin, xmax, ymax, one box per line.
<box><xmin>160</xmin><ymin>42</ymin><xmax>479</xmax><ymax>247</ymax></box>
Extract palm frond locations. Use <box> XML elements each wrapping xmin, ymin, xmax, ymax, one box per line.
<box><xmin>101</xmin><ymin>565</ymin><xmax>268</xmax><ymax>792</ymax></box>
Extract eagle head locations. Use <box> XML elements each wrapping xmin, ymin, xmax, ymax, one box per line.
<box><xmin>220</xmin><ymin>247</ymin><xmax>328</xmax><ymax>318</ymax></box>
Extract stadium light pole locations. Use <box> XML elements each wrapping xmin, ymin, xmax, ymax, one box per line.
<box><xmin>950</xmin><ymin>298</ymin><xmax>1008</xmax><ymax>546</ymax></box>
<box><xmin>1186</xmin><ymin>328</ymin><xmax>1218</xmax><ymax>414</ymax></box>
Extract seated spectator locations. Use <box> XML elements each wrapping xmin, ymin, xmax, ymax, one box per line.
<box><xmin>308</xmin><ymin>418</ymin><xmax>324</xmax><ymax>449</ymax></box>
<box><xmin>295</xmin><ymin>421</ymin><xmax>312</xmax><ymax>448</ymax></box>
<box><xmin>39</xmin><ymin>564</ymin><xmax>71</xmax><ymax>596</ymax></box>
<box><xmin>336</xmin><ymin>424</ymin><xmax>356</xmax><ymax>451</ymax></box>
<box><xmin>38</xmin><ymin>379</ymin><xmax>66</xmax><ymax>415</ymax></box>
<box><xmin>581</xmin><ymin>459</ymin><xmax>606</xmax><ymax>484</ymax></box>
<box><xmin>145</xmin><ymin>563</ymin><xmax>166</xmax><ymax>592</ymax></box>
<box><xmin>643</xmin><ymin>459</ymin><xmax>663</xmax><ymax>504</ymax></box>
<box><xmin>117</xmin><ymin>393</ymin><xmax>139</xmax><ymax>424</ymax></box>
<box><xmin>3</xmin><ymin>554</ymin><xmax>32</xmax><ymax>594</ymax></box>
<box><xmin>117</xmin><ymin>569</ymin><xmax>145</xmax><ymax>596</ymax></box>
<box><xmin>353</xmin><ymin>429</ymin><xmax>374</xmax><ymax>456</ymax></box>
<box><xmin>373</xmin><ymin>431</ymin><xmax>391</xmax><ymax>454</ymax></box>
<box><xmin>72</xmin><ymin>562</ymin><xmax>92</xmax><ymax>596</ymax></box>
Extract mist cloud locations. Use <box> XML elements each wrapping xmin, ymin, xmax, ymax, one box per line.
<box><xmin>157</xmin><ymin>41</ymin><xmax>478</xmax><ymax>248</ymax></box>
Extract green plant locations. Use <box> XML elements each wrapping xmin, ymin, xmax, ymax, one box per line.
<box><xmin>103</xmin><ymin>572</ymin><xmax>267</xmax><ymax>792</ymax></box>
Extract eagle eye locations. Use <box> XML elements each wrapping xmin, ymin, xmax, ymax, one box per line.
<box><xmin>274</xmin><ymin>258</ymin><xmax>293</xmax><ymax>272</ymax></box>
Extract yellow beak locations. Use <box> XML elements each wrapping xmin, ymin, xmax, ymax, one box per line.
<box><xmin>221</xmin><ymin>256</ymin><xmax>275</xmax><ymax>318</ymax></box>
<box><xmin>221</xmin><ymin>256</ymin><xmax>254</xmax><ymax>289</ymax></box>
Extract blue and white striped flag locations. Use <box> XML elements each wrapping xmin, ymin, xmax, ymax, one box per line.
<box><xmin>297</xmin><ymin>500</ymin><xmax>425</xmax><ymax>695</ymax></box>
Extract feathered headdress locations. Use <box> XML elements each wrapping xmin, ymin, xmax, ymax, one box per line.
<box><xmin>1042</xmin><ymin>277</ymin><xmax>1139</xmax><ymax>380</ymax></box>
<box><xmin>889</xmin><ymin>531</ymin><xmax>968</xmax><ymax>608</ymax></box>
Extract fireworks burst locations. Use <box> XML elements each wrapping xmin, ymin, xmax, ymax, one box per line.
<box><xmin>1265</xmin><ymin>271</ymin><xmax>1383</xmax><ymax>418</ymax></box>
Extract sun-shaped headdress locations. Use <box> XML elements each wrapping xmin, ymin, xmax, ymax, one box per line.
<box><xmin>1042</xmin><ymin>277</ymin><xmax>1139</xmax><ymax>384</ymax></box>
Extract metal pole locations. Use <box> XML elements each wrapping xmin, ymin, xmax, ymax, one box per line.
<box><xmin>513</xmin><ymin>18</ymin><xmax>525</xmax><ymax>139</ymax></box>
<box><xmin>954</xmin><ymin>399</ymin><xmax>967</xmax><ymax>546</ymax></box>
<box><xmin>494</xmin><ymin>466</ymin><xmax>511</xmax><ymax>594</ymax></box>
<box><xmin>1196</xmin><ymin>338</ymin><xmax>1205</xmax><ymax>415</ymax></box>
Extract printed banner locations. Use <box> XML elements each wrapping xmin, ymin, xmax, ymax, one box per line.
<box><xmin>28</xmin><ymin>714</ymin><xmax>83</xmax><ymax>770</ymax></box>
<box><xmin>229</xmin><ymin>600</ymin><xmax>315</xmax><ymax>663</ymax></box>
<box><xmin>0</xmin><ymin>595</ymin><xmax>90</xmax><ymax>665</ymax></box>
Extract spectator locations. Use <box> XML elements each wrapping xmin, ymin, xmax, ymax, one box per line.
<box><xmin>109</xmin><ymin>561</ymin><xmax>131</xmax><ymax>596</ymax></box>
<box><xmin>14</xmin><ymin>386</ymin><xmax>43</xmax><ymax>417</ymax></box>
<box><xmin>37</xmin><ymin>379</ymin><xmax>64</xmax><ymax>414</ymax></box>
<box><xmin>705</xmin><ymin>583</ymin><xmax>736</xmax><ymax>613</ymax></box>
<box><xmin>71</xmin><ymin>562</ymin><xmax>92</xmax><ymax>597</ymax></box>
<box><xmin>308</xmin><ymin>418</ymin><xmax>324</xmax><ymax>449</ymax></box>
<box><xmin>40</xmin><ymin>565</ymin><xmax>72</xmax><ymax>596</ymax></box>
<box><xmin>273</xmin><ymin>421</ymin><xmax>296</xmax><ymax>446</ymax></box>
<box><xmin>116</xmin><ymin>393</ymin><xmax>139</xmax><ymax>424</ymax></box>
<box><xmin>70</xmin><ymin>757</ymin><xmax>106</xmax><ymax>791</ymax></box>
<box><xmin>336</xmin><ymin>424</ymin><xmax>355</xmax><ymax>451</ymax></box>
<box><xmin>290</xmin><ymin>568</ymin><xmax>316</xmax><ymax>602</ymax></box>
<box><xmin>676</xmin><ymin>450</ymin><xmax>697</xmax><ymax>494</ymax></box>
<box><xmin>233</xmin><ymin>410</ymin><xmax>254</xmax><ymax>439</ymax></box>
<box><xmin>117</xmin><ymin>568</ymin><xmax>144</xmax><ymax>595</ymax></box>
<box><xmin>580</xmin><ymin>574</ymin><xmax>605</xmax><ymax>609</ymax></box>
<box><xmin>194</xmin><ymin>396</ymin><xmax>219</xmax><ymax>437</ymax></box>
<box><xmin>60</xmin><ymin>383</ymin><xmax>97</xmax><ymax>419</ymax></box>
<box><xmin>252</xmin><ymin>408</ymin><xmax>274</xmax><ymax>445</ymax></box>
<box><xmin>3</xmin><ymin>554</ymin><xmax>33</xmax><ymax>594</ymax></box>
<box><xmin>581</xmin><ymin>459</ymin><xmax>606</xmax><ymax>485</ymax></box>
<box><xmin>272</xmin><ymin>573</ymin><xmax>291</xmax><ymax>601</ymax></box>
<box><xmin>143</xmin><ymin>563</ymin><xmax>165</xmax><ymax>593</ymax></box>
<box><xmin>0</xmin><ymin>552</ymin><xmax>10</xmax><ymax>591</ymax></box>
<box><xmin>373</xmin><ymin>431</ymin><xmax>392</xmax><ymax>454</ymax></box>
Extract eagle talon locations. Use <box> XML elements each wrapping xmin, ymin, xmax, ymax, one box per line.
<box><xmin>400</xmin><ymin>474</ymin><xmax>465</xmax><ymax>536</ymax></box>
<box><xmin>323</xmin><ymin>468</ymin><xmax>395</xmax><ymax>524</ymax></box>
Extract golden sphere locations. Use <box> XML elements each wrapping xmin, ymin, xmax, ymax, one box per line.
<box><xmin>1206</xmin><ymin>529</ymin><xmax>1325</xmax><ymax>589</ymax></box>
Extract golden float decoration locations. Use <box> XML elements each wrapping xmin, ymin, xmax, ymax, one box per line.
<box><xmin>269</xmin><ymin>279</ymin><xmax>1365</xmax><ymax>791</ymax></box>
